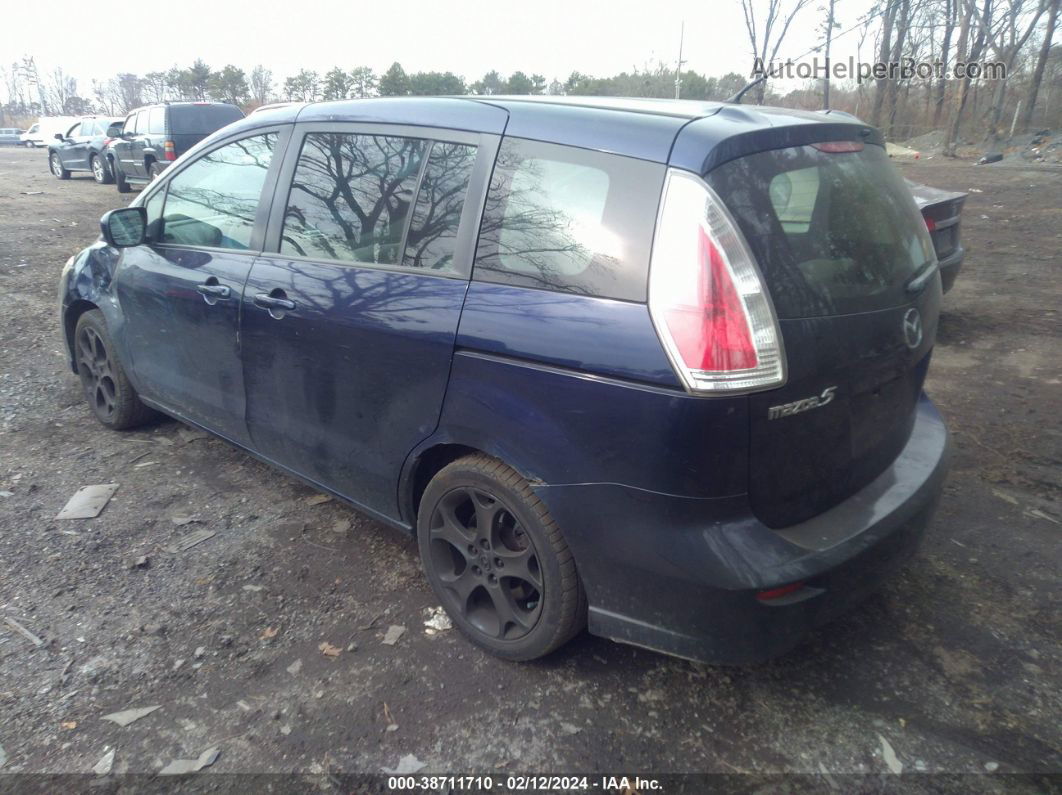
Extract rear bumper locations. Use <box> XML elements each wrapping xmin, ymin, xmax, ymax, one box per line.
<box><xmin>939</xmin><ymin>246</ymin><xmax>964</xmax><ymax>293</ymax></box>
<box><xmin>534</xmin><ymin>393</ymin><xmax>950</xmax><ymax>664</ymax></box>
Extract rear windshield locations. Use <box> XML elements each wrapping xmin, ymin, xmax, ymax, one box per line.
<box><xmin>169</xmin><ymin>105</ymin><xmax>244</xmax><ymax>134</ymax></box>
<box><xmin>707</xmin><ymin>143</ymin><xmax>935</xmax><ymax>318</ymax></box>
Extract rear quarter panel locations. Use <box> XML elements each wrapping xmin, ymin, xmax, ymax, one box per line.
<box><xmin>430</xmin><ymin>283</ymin><xmax>749</xmax><ymax>498</ymax></box>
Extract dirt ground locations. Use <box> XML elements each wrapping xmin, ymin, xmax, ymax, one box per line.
<box><xmin>0</xmin><ymin>146</ymin><xmax>1058</xmax><ymax>788</ymax></box>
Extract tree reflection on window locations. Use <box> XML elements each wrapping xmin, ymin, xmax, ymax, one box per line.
<box><xmin>282</xmin><ymin>133</ymin><xmax>426</xmax><ymax>265</ymax></box>
<box><xmin>402</xmin><ymin>142</ymin><xmax>477</xmax><ymax>272</ymax></box>
<box><xmin>161</xmin><ymin>133</ymin><xmax>277</xmax><ymax>250</ymax></box>
<box><xmin>473</xmin><ymin>138</ymin><xmax>662</xmax><ymax>302</ymax></box>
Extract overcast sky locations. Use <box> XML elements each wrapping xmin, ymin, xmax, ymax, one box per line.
<box><xmin>3</xmin><ymin>0</ymin><xmax>878</xmax><ymax>97</ymax></box>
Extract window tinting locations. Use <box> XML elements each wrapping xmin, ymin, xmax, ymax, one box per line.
<box><xmin>401</xmin><ymin>142</ymin><xmax>477</xmax><ymax>272</ymax></box>
<box><xmin>169</xmin><ymin>105</ymin><xmax>244</xmax><ymax>134</ymax></box>
<box><xmin>160</xmin><ymin>133</ymin><xmax>276</xmax><ymax>250</ymax></box>
<box><xmin>707</xmin><ymin>143</ymin><xmax>936</xmax><ymax>317</ymax></box>
<box><xmin>281</xmin><ymin>133</ymin><xmax>426</xmax><ymax>265</ymax></box>
<box><xmin>474</xmin><ymin>138</ymin><xmax>664</xmax><ymax>302</ymax></box>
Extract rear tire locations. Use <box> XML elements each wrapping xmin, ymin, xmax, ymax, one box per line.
<box><xmin>91</xmin><ymin>154</ymin><xmax>112</xmax><ymax>184</ymax></box>
<box><xmin>74</xmin><ymin>310</ymin><xmax>155</xmax><ymax>430</ymax></box>
<box><xmin>417</xmin><ymin>453</ymin><xmax>586</xmax><ymax>661</ymax></box>
<box><xmin>114</xmin><ymin>160</ymin><xmax>131</xmax><ymax>193</ymax></box>
<box><xmin>50</xmin><ymin>152</ymin><xmax>70</xmax><ymax>179</ymax></box>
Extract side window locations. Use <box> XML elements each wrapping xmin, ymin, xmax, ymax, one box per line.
<box><xmin>124</xmin><ymin>114</ymin><xmax>137</xmax><ymax>135</ymax></box>
<box><xmin>148</xmin><ymin>107</ymin><xmax>165</xmax><ymax>135</ymax></box>
<box><xmin>160</xmin><ymin>133</ymin><xmax>277</xmax><ymax>250</ymax></box>
<box><xmin>134</xmin><ymin>110</ymin><xmax>148</xmax><ymax>135</ymax></box>
<box><xmin>402</xmin><ymin>141</ymin><xmax>478</xmax><ymax>272</ymax></box>
<box><xmin>64</xmin><ymin>123</ymin><xmax>79</xmax><ymax>138</ymax></box>
<box><xmin>280</xmin><ymin>133</ymin><xmax>426</xmax><ymax>265</ymax></box>
<box><xmin>769</xmin><ymin>167</ymin><xmax>820</xmax><ymax>234</ymax></box>
<box><xmin>77</xmin><ymin>121</ymin><xmax>92</xmax><ymax>136</ymax></box>
<box><xmin>474</xmin><ymin>138</ymin><xmax>664</xmax><ymax>301</ymax></box>
<box><xmin>143</xmin><ymin>188</ymin><xmax>166</xmax><ymax>241</ymax></box>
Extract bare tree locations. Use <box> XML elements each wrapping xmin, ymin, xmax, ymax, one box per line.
<box><xmin>143</xmin><ymin>72</ymin><xmax>168</xmax><ymax>104</ymax></box>
<box><xmin>1020</xmin><ymin>0</ymin><xmax>1060</xmax><ymax>128</ymax></box>
<box><xmin>944</xmin><ymin>0</ymin><xmax>993</xmax><ymax>154</ymax></box>
<box><xmin>975</xmin><ymin>0</ymin><xmax>1050</xmax><ymax>142</ymax></box>
<box><xmin>742</xmin><ymin>0</ymin><xmax>815</xmax><ymax>103</ymax></box>
<box><xmin>249</xmin><ymin>65</ymin><xmax>273</xmax><ymax>106</ymax></box>
<box><xmin>821</xmin><ymin>0</ymin><xmax>839</xmax><ymax>108</ymax></box>
<box><xmin>934</xmin><ymin>0</ymin><xmax>960</xmax><ymax>125</ymax></box>
<box><xmin>50</xmin><ymin>67</ymin><xmax>77</xmax><ymax>114</ymax></box>
<box><xmin>115</xmin><ymin>73</ymin><xmax>144</xmax><ymax>113</ymax></box>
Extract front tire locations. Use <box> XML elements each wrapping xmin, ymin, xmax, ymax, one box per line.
<box><xmin>74</xmin><ymin>310</ymin><xmax>155</xmax><ymax>429</ymax></box>
<box><xmin>50</xmin><ymin>152</ymin><xmax>70</xmax><ymax>179</ymax></box>
<box><xmin>417</xmin><ymin>454</ymin><xmax>586</xmax><ymax>661</ymax></box>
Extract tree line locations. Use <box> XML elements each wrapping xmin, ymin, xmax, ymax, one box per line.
<box><xmin>2</xmin><ymin>0</ymin><xmax>1059</xmax><ymax>151</ymax></box>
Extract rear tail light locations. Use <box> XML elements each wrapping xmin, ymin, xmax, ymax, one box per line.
<box><xmin>163</xmin><ymin>141</ymin><xmax>176</xmax><ymax>161</ymax></box>
<box><xmin>648</xmin><ymin>170</ymin><xmax>786</xmax><ymax>394</ymax></box>
<box><xmin>923</xmin><ymin>215</ymin><xmax>937</xmax><ymax>232</ymax></box>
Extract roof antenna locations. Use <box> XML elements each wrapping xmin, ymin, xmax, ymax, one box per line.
<box><xmin>726</xmin><ymin>75</ymin><xmax>767</xmax><ymax>104</ymax></box>
<box><xmin>674</xmin><ymin>21</ymin><xmax>686</xmax><ymax>100</ymax></box>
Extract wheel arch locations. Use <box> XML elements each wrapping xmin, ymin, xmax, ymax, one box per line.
<box><xmin>402</xmin><ymin>442</ymin><xmax>480</xmax><ymax>529</ymax></box>
<box><xmin>64</xmin><ymin>299</ymin><xmax>99</xmax><ymax>373</ymax></box>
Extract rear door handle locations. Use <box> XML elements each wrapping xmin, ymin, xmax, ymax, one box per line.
<box><xmin>253</xmin><ymin>293</ymin><xmax>296</xmax><ymax>311</ymax></box>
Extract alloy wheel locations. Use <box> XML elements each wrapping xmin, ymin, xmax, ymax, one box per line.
<box><xmin>92</xmin><ymin>156</ymin><xmax>104</xmax><ymax>182</ymax></box>
<box><xmin>50</xmin><ymin>154</ymin><xmax>62</xmax><ymax>176</ymax></box>
<box><xmin>427</xmin><ymin>487</ymin><xmax>543</xmax><ymax>641</ymax></box>
<box><xmin>76</xmin><ymin>325</ymin><xmax>118</xmax><ymax>422</ymax></box>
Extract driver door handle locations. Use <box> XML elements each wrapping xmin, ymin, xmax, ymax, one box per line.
<box><xmin>196</xmin><ymin>283</ymin><xmax>231</xmax><ymax>300</ymax></box>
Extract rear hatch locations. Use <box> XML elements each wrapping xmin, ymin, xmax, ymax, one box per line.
<box><xmin>168</xmin><ymin>104</ymin><xmax>245</xmax><ymax>156</ymax></box>
<box><xmin>705</xmin><ymin>142</ymin><xmax>940</xmax><ymax>528</ymax></box>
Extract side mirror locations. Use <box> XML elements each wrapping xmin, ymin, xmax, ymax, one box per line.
<box><xmin>54</xmin><ymin>133</ymin><xmax>64</xmax><ymax>141</ymax></box>
<box><xmin>100</xmin><ymin>207</ymin><xmax>147</xmax><ymax>248</ymax></box>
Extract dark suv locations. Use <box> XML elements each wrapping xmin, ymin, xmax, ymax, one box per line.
<box><xmin>106</xmin><ymin>101</ymin><xmax>244</xmax><ymax>193</ymax></box>
<box><xmin>48</xmin><ymin>116</ymin><xmax>125</xmax><ymax>183</ymax></box>
<box><xmin>59</xmin><ymin>97</ymin><xmax>949</xmax><ymax>664</ymax></box>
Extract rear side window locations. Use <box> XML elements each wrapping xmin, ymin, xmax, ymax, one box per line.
<box><xmin>280</xmin><ymin>133</ymin><xmax>427</xmax><ymax>265</ymax></box>
<box><xmin>402</xmin><ymin>142</ymin><xmax>478</xmax><ymax>272</ymax></box>
<box><xmin>474</xmin><ymin>138</ymin><xmax>664</xmax><ymax>302</ymax></box>
<box><xmin>169</xmin><ymin>105</ymin><xmax>244</xmax><ymax>134</ymax></box>
<box><xmin>148</xmin><ymin>107</ymin><xmax>165</xmax><ymax>134</ymax></box>
<box><xmin>160</xmin><ymin>133</ymin><xmax>277</xmax><ymax>250</ymax></box>
<box><xmin>707</xmin><ymin>143</ymin><xmax>935</xmax><ymax>317</ymax></box>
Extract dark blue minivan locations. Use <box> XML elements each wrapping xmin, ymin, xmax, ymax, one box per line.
<box><xmin>59</xmin><ymin>96</ymin><xmax>949</xmax><ymax>664</ymax></box>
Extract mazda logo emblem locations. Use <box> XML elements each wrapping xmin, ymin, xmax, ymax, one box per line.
<box><xmin>903</xmin><ymin>308</ymin><xmax>923</xmax><ymax>349</ymax></box>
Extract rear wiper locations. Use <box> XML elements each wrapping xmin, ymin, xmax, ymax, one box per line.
<box><xmin>905</xmin><ymin>260</ymin><xmax>939</xmax><ymax>294</ymax></box>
